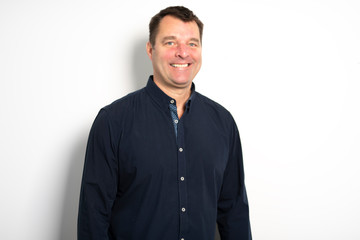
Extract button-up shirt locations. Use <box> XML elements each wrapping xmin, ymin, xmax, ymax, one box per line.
<box><xmin>78</xmin><ymin>76</ymin><xmax>252</xmax><ymax>240</ymax></box>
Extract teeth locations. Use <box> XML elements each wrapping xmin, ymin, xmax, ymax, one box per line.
<box><xmin>171</xmin><ymin>64</ymin><xmax>189</xmax><ymax>68</ymax></box>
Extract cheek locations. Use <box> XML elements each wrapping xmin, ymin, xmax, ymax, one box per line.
<box><xmin>197</xmin><ymin>53</ymin><xmax>202</xmax><ymax>62</ymax></box>
<box><xmin>161</xmin><ymin>49</ymin><xmax>175</xmax><ymax>60</ymax></box>
<box><xmin>191</xmin><ymin>50</ymin><xmax>202</xmax><ymax>62</ymax></box>
<box><xmin>153</xmin><ymin>51</ymin><xmax>174</xmax><ymax>66</ymax></box>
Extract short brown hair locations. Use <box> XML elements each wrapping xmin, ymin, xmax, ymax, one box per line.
<box><xmin>149</xmin><ymin>6</ymin><xmax>204</xmax><ymax>47</ymax></box>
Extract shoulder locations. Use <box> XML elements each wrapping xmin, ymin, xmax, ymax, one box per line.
<box><xmin>95</xmin><ymin>87</ymin><xmax>149</xmax><ymax>122</ymax></box>
<box><xmin>195</xmin><ymin>92</ymin><xmax>234</xmax><ymax>120</ymax></box>
<box><xmin>89</xmin><ymin>87</ymin><xmax>147</xmax><ymax>140</ymax></box>
<box><xmin>194</xmin><ymin>92</ymin><xmax>237</xmax><ymax>132</ymax></box>
<box><xmin>92</xmin><ymin>87</ymin><xmax>147</xmax><ymax>128</ymax></box>
<box><xmin>104</xmin><ymin>87</ymin><xmax>146</xmax><ymax>113</ymax></box>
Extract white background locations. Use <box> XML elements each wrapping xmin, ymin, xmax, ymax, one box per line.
<box><xmin>1</xmin><ymin>0</ymin><xmax>359</xmax><ymax>239</ymax></box>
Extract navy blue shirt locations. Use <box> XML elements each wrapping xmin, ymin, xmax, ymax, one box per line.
<box><xmin>78</xmin><ymin>76</ymin><xmax>251</xmax><ymax>240</ymax></box>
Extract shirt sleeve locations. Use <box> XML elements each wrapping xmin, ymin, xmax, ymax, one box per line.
<box><xmin>78</xmin><ymin>109</ymin><xmax>118</xmax><ymax>240</ymax></box>
<box><xmin>217</xmin><ymin>120</ymin><xmax>252</xmax><ymax>240</ymax></box>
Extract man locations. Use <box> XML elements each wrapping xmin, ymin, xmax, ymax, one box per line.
<box><xmin>78</xmin><ymin>6</ymin><xmax>251</xmax><ymax>240</ymax></box>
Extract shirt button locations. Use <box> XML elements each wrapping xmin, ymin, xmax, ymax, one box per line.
<box><xmin>180</xmin><ymin>176</ymin><xmax>185</xmax><ymax>181</ymax></box>
<box><xmin>181</xmin><ymin>207</ymin><xmax>186</xmax><ymax>212</ymax></box>
<box><xmin>174</xmin><ymin>119</ymin><xmax>178</xmax><ymax>124</ymax></box>
<box><xmin>170</xmin><ymin>99</ymin><xmax>175</xmax><ymax>104</ymax></box>
<box><xmin>179</xmin><ymin>148</ymin><xmax>183</xmax><ymax>152</ymax></box>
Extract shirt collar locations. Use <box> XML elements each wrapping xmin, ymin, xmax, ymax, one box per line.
<box><xmin>145</xmin><ymin>75</ymin><xmax>196</xmax><ymax>113</ymax></box>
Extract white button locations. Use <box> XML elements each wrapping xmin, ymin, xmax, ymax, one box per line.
<box><xmin>179</xmin><ymin>148</ymin><xmax>183</xmax><ymax>152</ymax></box>
<box><xmin>180</xmin><ymin>177</ymin><xmax>185</xmax><ymax>181</ymax></box>
<box><xmin>170</xmin><ymin>99</ymin><xmax>175</xmax><ymax>104</ymax></box>
<box><xmin>174</xmin><ymin>119</ymin><xmax>178</xmax><ymax>124</ymax></box>
<box><xmin>181</xmin><ymin>207</ymin><xmax>186</xmax><ymax>212</ymax></box>
<box><xmin>181</xmin><ymin>238</ymin><xmax>184</xmax><ymax>240</ymax></box>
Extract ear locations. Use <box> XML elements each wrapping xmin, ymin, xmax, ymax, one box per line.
<box><xmin>146</xmin><ymin>42</ymin><xmax>153</xmax><ymax>60</ymax></box>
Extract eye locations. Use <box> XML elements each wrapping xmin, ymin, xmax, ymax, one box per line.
<box><xmin>189</xmin><ymin>42</ymin><xmax>198</xmax><ymax>47</ymax></box>
<box><xmin>165</xmin><ymin>41</ymin><xmax>175</xmax><ymax>46</ymax></box>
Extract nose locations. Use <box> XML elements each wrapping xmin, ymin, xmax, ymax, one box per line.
<box><xmin>175</xmin><ymin>44</ymin><xmax>189</xmax><ymax>58</ymax></box>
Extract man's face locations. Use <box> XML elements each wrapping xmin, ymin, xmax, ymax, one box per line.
<box><xmin>147</xmin><ymin>15</ymin><xmax>202</xmax><ymax>90</ymax></box>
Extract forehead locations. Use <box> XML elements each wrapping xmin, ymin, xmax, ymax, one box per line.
<box><xmin>156</xmin><ymin>15</ymin><xmax>200</xmax><ymax>40</ymax></box>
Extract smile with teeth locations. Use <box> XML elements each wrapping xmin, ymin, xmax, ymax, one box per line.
<box><xmin>170</xmin><ymin>63</ymin><xmax>190</xmax><ymax>68</ymax></box>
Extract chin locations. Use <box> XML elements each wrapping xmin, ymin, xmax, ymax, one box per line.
<box><xmin>172</xmin><ymin>79</ymin><xmax>192</xmax><ymax>86</ymax></box>
<box><xmin>171</xmin><ymin>75</ymin><xmax>193</xmax><ymax>84</ymax></box>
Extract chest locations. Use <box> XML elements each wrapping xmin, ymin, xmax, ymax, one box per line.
<box><xmin>116</xmin><ymin>108</ymin><xmax>230</xmax><ymax>191</ymax></box>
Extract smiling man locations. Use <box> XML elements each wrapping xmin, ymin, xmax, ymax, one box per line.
<box><xmin>78</xmin><ymin>6</ymin><xmax>252</xmax><ymax>240</ymax></box>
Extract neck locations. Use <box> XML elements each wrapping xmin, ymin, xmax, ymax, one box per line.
<box><xmin>153</xmin><ymin>78</ymin><xmax>191</xmax><ymax>119</ymax></box>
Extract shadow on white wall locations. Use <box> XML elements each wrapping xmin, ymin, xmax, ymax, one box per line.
<box><xmin>57</xmin><ymin>36</ymin><xmax>153</xmax><ymax>240</ymax></box>
<box><xmin>131</xmin><ymin>37</ymin><xmax>153</xmax><ymax>91</ymax></box>
<box><xmin>58</xmin><ymin>132</ymin><xmax>87</xmax><ymax>240</ymax></box>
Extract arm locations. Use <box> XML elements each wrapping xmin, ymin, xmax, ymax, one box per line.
<box><xmin>217</xmin><ymin>121</ymin><xmax>252</xmax><ymax>240</ymax></box>
<box><xmin>78</xmin><ymin>109</ymin><xmax>118</xmax><ymax>240</ymax></box>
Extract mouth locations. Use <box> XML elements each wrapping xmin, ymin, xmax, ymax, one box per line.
<box><xmin>170</xmin><ymin>63</ymin><xmax>191</xmax><ymax>68</ymax></box>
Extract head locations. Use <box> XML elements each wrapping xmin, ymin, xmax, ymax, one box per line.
<box><xmin>149</xmin><ymin>6</ymin><xmax>204</xmax><ymax>47</ymax></box>
<box><xmin>146</xmin><ymin>6</ymin><xmax>203</xmax><ymax>91</ymax></box>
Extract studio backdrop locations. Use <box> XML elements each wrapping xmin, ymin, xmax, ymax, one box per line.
<box><xmin>0</xmin><ymin>0</ymin><xmax>359</xmax><ymax>239</ymax></box>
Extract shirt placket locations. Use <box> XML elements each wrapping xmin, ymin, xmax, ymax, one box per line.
<box><xmin>169</xmin><ymin>99</ymin><xmax>188</xmax><ymax>240</ymax></box>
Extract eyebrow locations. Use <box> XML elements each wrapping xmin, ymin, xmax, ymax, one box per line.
<box><xmin>161</xmin><ymin>36</ymin><xmax>201</xmax><ymax>44</ymax></box>
<box><xmin>161</xmin><ymin>36</ymin><xmax>177</xmax><ymax>43</ymax></box>
<box><xmin>189</xmin><ymin>38</ymin><xmax>200</xmax><ymax>44</ymax></box>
